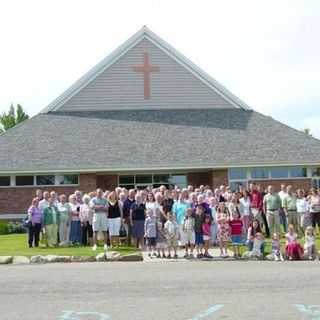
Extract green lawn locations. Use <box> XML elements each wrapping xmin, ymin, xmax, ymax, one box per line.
<box><xmin>0</xmin><ymin>234</ymin><xmax>139</xmax><ymax>257</ymax></box>
<box><xmin>233</xmin><ymin>236</ymin><xmax>320</xmax><ymax>256</ymax></box>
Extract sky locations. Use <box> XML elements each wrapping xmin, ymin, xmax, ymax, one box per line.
<box><xmin>0</xmin><ymin>0</ymin><xmax>319</xmax><ymax>137</ymax></box>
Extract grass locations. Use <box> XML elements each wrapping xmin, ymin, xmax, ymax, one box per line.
<box><xmin>0</xmin><ymin>234</ymin><xmax>139</xmax><ymax>257</ymax></box>
<box><xmin>232</xmin><ymin>235</ymin><xmax>320</xmax><ymax>256</ymax></box>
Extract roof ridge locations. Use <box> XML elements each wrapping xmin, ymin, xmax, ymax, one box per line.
<box><xmin>40</xmin><ymin>26</ymin><xmax>251</xmax><ymax>114</ymax></box>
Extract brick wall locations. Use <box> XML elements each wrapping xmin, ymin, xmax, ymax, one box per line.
<box><xmin>96</xmin><ymin>175</ymin><xmax>118</xmax><ymax>191</ymax></box>
<box><xmin>212</xmin><ymin>169</ymin><xmax>228</xmax><ymax>189</ymax></box>
<box><xmin>248</xmin><ymin>179</ymin><xmax>312</xmax><ymax>192</ymax></box>
<box><xmin>0</xmin><ymin>173</ymin><xmax>97</xmax><ymax>215</ymax></box>
<box><xmin>187</xmin><ymin>171</ymin><xmax>212</xmax><ymax>187</ymax></box>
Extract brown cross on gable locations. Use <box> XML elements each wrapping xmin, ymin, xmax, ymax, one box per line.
<box><xmin>132</xmin><ymin>52</ymin><xmax>159</xmax><ymax>99</ymax></box>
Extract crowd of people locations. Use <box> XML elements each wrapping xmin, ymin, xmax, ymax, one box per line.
<box><xmin>26</xmin><ymin>182</ymin><xmax>320</xmax><ymax>260</ymax></box>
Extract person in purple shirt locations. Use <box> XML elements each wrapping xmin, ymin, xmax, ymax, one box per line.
<box><xmin>27</xmin><ymin>197</ymin><xmax>42</xmax><ymax>248</ymax></box>
<box><xmin>195</xmin><ymin>195</ymin><xmax>211</xmax><ymax>215</ymax></box>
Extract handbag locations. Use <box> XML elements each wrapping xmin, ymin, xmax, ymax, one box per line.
<box><xmin>119</xmin><ymin>224</ymin><xmax>127</xmax><ymax>238</ymax></box>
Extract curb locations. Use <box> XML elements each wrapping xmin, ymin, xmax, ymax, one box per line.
<box><xmin>0</xmin><ymin>252</ymin><xmax>144</xmax><ymax>265</ymax></box>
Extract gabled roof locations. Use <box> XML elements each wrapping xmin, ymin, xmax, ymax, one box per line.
<box><xmin>1</xmin><ymin>109</ymin><xmax>320</xmax><ymax>174</ymax></box>
<box><xmin>41</xmin><ymin>26</ymin><xmax>251</xmax><ymax>113</ymax></box>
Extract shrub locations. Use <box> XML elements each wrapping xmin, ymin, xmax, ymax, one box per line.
<box><xmin>7</xmin><ymin>221</ymin><xmax>27</xmax><ymax>234</ymax></box>
<box><xmin>0</xmin><ymin>221</ymin><xmax>9</xmax><ymax>235</ymax></box>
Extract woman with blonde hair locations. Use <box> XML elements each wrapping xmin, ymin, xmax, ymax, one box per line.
<box><xmin>107</xmin><ymin>191</ymin><xmax>123</xmax><ymax>247</ymax></box>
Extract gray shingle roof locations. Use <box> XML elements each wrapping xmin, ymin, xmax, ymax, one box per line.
<box><xmin>0</xmin><ymin>109</ymin><xmax>320</xmax><ymax>173</ymax></box>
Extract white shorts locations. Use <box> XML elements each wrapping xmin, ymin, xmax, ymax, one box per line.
<box><xmin>92</xmin><ymin>213</ymin><xmax>108</xmax><ymax>232</ymax></box>
<box><xmin>108</xmin><ymin>217</ymin><xmax>121</xmax><ymax>236</ymax></box>
<box><xmin>178</xmin><ymin>224</ymin><xmax>187</xmax><ymax>246</ymax></box>
<box><xmin>203</xmin><ymin>235</ymin><xmax>211</xmax><ymax>241</ymax></box>
<box><xmin>183</xmin><ymin>231</ymin><xmax>195</xmax><ymax>245</ymax></box>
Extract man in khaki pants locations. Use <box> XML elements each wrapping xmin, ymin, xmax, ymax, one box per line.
<box><xmin>263</xmin><ymin>185</ymin><xmax>281</xmax><ymax>236</ymax></box>
<box><xmin>282</xmin><ymin>185</ymin><xmax>300</xmax><ymax>234</ymax></box>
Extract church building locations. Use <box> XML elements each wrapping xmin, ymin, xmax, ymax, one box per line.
<box><xmin>1</xmin><ymin>26</ymin><xmax>320</xmax><ymax>215</ymax></box>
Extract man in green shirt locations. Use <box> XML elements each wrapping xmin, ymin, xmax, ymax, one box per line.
<box><xmin>282</xmin><ymin>185</ymin><xmax>300</xmax><ymax>233</ymax></box>
<box><xmin>263</xmin><ymin>185</ymin><xmax>281</xmax><ymax>236</ymax></box>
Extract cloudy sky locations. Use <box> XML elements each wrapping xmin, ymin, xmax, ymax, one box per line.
<box><xmin>0</xmin><ymin>0</ymin><xmax>319</xmax><ymax>137</ymax></box>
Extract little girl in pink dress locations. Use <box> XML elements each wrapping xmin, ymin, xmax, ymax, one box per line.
<box><xmin>285</xmin><ymin>224</ymin><xmax>303</xmax><ymax>260</ymax></box>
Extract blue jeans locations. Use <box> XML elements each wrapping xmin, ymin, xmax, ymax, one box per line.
<box><xmin>247</xmin><ymin>240</ymin><xmax>265</xmax><ymax>255</ymax></box>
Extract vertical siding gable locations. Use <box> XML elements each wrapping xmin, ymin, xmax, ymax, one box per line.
<box><xmin>58</xmin><ymin>38</ymin><xmax>235</xmax><ymax>111</ymax></box>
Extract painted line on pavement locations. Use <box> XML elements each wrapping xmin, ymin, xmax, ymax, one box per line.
<box><xmin>190</xmin><ymin>305</ymin><xmax>224</xmax><ymax>320</ymax></box>
<box><xmin>59</xmin><ymin>310</ymin><xmax>110</xmax><ymax>320</ymax></box>
<box><xmin>295</xmin><ymin>304</ymin><xmax>320</xmax><ymax>319</ymax></box>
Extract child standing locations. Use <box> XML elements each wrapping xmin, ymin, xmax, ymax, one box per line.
<box><xmin>183</xmin><ymin>208</ymin><xmax>195</xmax><ymax>258</ymax></box>
<box><xmin>195</xmin><ymin>206</ymin><xmax>204</xmax><ymax>258</ymax></box>
<box><xmin>217</xmin><ymin>213</ymin><xmax>230</xmax><ymax>258</ymax></box>
<box><xmin>229</xmin><ymin>211</ymin><xmax>243</xmax><ymax>258</ymax></box>
<box><xmin>144</xmin><ymin>209</ymin><xmax>157</xmax><ymax>257</ymax></box>
<box><xmin>202</xmin><ymin>215</ymin><xmax>213</xmax><ymax>258</ymax></box>
<box><xmin>164</xmin><ymin>212</ymin><xmax>179</xmax><ymax>259</ymax></box>
<box><xmin>285</xmin><ymin>224</ymin><xmax>303</xmax><ymax>260</ymax></box>
<box><xmin>156</xmin><ymin>221</ymin><xmax>167</xmax><ymax>258</ymax></box>
<box><xmin>304</xmin><ymin>226</ymin><xmax>316</xmax><ymax>260</ymax></box>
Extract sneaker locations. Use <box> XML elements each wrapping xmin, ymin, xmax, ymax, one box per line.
<box><xmin>309</xmin><ymin>256</ymin><xmax>313</xmax><ymax>260</ymax></box>
<box><xmin>92</xmin><ymin>244</ymin><xmax>97</xmax><ymax>251</ymax></box>
<box><xmin>157</xmin><ymin>253</ymin><xmax>161</xmax><ymax>258</ymax></box>
<box><xmin>103</xmin><ymin>244</ymin><xmax>108</xmax><ymax>251</ymax></box>
<box><xmin>148</xmin><ymin>253</ymin><xmax>151</xmax><ymax>257</ymax></box>
<box><xmin>289</xmin><ymin>256</ymin><xmax>293</xmax><ymax>261</ymax></box>
<box><xmin>275</xmin><ymin>255</ymin><xmax>279</xmax><ymax>261</ymax></box>
<box><xmin>174</xmin><ymin>254</ymin><xmax>178</xmax><ymax>259</ymax></box>
<box><xmin>184</xmin><ymin>253</ymin><xmax>189</xmax><ymax>258</ymax></box>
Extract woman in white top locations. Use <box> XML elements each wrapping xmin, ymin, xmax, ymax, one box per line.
<box><xmin>296</xmin><ymin>189</ymin><xmax>310</xmax><ymax>231</ymax></box>
<box><xmin>57</xmin><ymin>194</ymin><xmax>71</xmax><ymax>246</ymax></box>
<box><xmin>146</xmin><ymin>192</ymin><xmax>162</xmax><ymax>220</ymax></box>
<box><xmin>227</xmin><ymin>194</ymin><xmax>239</xmax><ymax>220</ymax></box>
<box><xmin>80</xmin><ymin>194</ymin><xmax>94</xmax><ymax>246</ymax></box>
<box><xmin>239</xmin><ymin>190</ymin><xmax>252</xmax><ymax>233</ymax></box>
<box><xmin>308</xmin><ymin>188</ymin><xmax>320</xmax><ymax>229</ymax></box>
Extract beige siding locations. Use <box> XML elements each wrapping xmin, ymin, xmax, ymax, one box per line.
<box><xmin>58</xmin><ymin>38</ymin><xmax>235</xmax><ymax>111</ymax></box>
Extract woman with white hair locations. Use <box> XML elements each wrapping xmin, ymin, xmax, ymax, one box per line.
<box><xmin>57</xmin><ymin>194</ymin><xmax>71</xmax><ymax>246</ymax></box>
<box><xmin>80</xmin><ymin>194</ymin><xmax>94</xmax><ymax>246</ymax></box>
<box><xmin>69</xmin><ymin>194</ymin><xmax>82</xmax><ymax>245</ymax></box>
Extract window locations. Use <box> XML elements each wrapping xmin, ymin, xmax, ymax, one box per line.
<box><xmin>36</xmin><ymin>175</ymin><xmax>55</xmax><ymax>185</ymax></box>
<box><xmin>57</xmin><ymin>174</ymin><xmax>79</xmax><ymax>185</ymax></box>
<box><xmin>16</xmin><ymin>176</ymin><xmax>34</xmax><ymax>186</ymax></box>
<box><xmin>135</xmin><ymin>175</ymin><xmax>152</xmax><ymax>184</ymax></box>
<box><xmin>270</xmin><ymin>167</ymin><xmax>289</xmax><ymax>179</ymax></box>
<box><xmin>119</xmin><ymin>175</ymin><xmax>134</xmax><ymax>185</ymax></box>
<box><xmin>169</xmin><ymin>175</ymin><xmax>187</xmax><ymax>188</ymax></box>
<box><xmin>229</xmin><ymin>168</ymin><xmax>247</xmax><ymax>180</ymax></box>
<box><xmin>289</xmin><ymin>167</ymin><xmax>307</xmax><ymax>178</ymax></box>
<box><xmin>153</xmin><ymin>174</ymin><xmax>170</xmax><ymax>184</ymax></box>
<box><xmin>118</xmin><ymin>173</ymin><xmax>188</xmax><ymax>189</ymax></box>
<box><xmin>230</xmin><ymin>181</ymin><xmax>247</xmax><ymax>192</ymax></box>
<box><xmin>0</xmin><ymin>176</ymin><xmax>10</xmax><ymax>187</ymax></box>
<box><xmin>251</xmin><ymin>167</ymin><xmax>269</xmax><ymax>179</ymax></box>
<box><xmin>312</xmin><ymin>168</ymin><xmax>320</xmax><ymax>177</ymax></box>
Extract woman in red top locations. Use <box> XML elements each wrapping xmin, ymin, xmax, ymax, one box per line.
<box><xmin>202</xmin><ymin>215</ymin><xmax>212</xmax><ymax>258</ymax></box>
<box><xmin>229</xmin><ymin>211</ymin><xmax>243</xmax><ymax>258</ymax></box>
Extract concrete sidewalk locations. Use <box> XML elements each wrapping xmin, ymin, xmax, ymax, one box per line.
<box><xmin>142</xmin><ymin>247</ymin><xmax>234</xmax><ymax>262</ymax></box>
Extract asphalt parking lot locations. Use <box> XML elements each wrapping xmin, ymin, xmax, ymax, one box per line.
<box><xmin>0</xmin><ymin>261</ymin><xmax>319</xmax><ymax>320</ymax></box>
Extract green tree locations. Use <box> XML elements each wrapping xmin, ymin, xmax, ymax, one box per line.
<box><xmin>0</xmin><ymin>104</ymin><xmax>29</xmax><ymax>133</ymax></box>
<box><xmin>303</xmin><ymin>128</ymin><xmax>312</xmax><ymax>137</ymax></box>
